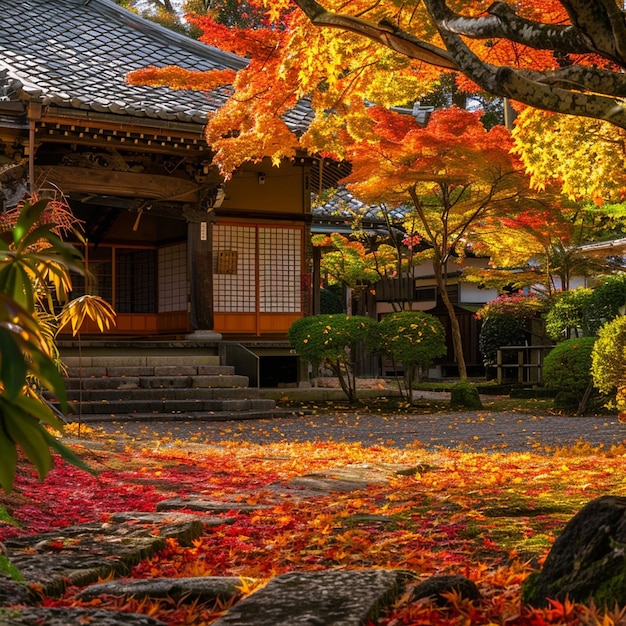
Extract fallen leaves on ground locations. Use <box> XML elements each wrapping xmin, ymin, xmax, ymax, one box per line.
<box><xmin>2</xmin><ymin>433</ymin><xmax>626</xmax><ymax>625</ymax></box>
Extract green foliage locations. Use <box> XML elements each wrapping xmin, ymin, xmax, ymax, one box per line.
<box><xmin>374</xmin><ymin>311</ymin><xmax>446</xmax><ymax>368</ymax></box>
<box><xmin>0</xmin><ymin>554</ymin><xmax>23</xmax><ymax>583</ymax></box>
<box><xmin>544</xmin><ymin>288</ymin><xmax>594</xmax><ymax>341</ymax></box>
<box><xmin>544</xmin><ymin>276</ymin><xmax>626</xmax><ymax>342</ymax></box>
<box><xmin>478</xmin><ymin>316</ymin><xmax>527</xmax><ymax>366</ymax></box>
<box><xmin>450</xmin><ymin>381</ymin><xmax>483</xmax><ymax>409</ymax></box>
<box><xmin>320</xmin><ymin>286</ymin><xmax>345</xmax><ymax>314</ymax></box>
<box><xmin>586</xmin><ymin>274</ymin><xmax>626</xmax><ymax>334</ymax></box>
<box><xmin>288</xmin><ymin>314</ymin><xmax>376</xmax><ymax>402</ymax></box>
<box><xmin>0</xmin><ymin>198</ymin><xmax>99</xmax><ymax>492</ymax></box>
<box><xmin>372</xmin><ymin>311</ymin><xmax>446</xmax><ymax>400</ymax></box>
<box><xmin>543</xmin><ymin>337</ymin><xmax>597</xmax><ymax>397</ymax></box>
<box><xmin>591</xmin><ymin>316</ymin><xmax>626</xmax><ymax>412</ymax></box>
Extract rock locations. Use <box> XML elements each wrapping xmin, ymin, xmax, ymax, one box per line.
<box><xmin>110</xmin><ymin>511</ymin><xmax>234</xmax><ymax>528</ymax></box>
<box><xmin>523</xmin><ymin>495</ymin><xmax>626</xmax><ymax>607</ymax></box>
<box><xmin>409</xmin><ymin>575</ymin><xmax>481</xmax><ymax>606</ymax></box>
<box><xmin>78</xmin><ymin>576</ymin><xmax>255</xmax><ymax>603</ymax></box>
<box><xmin>1</xmin><ymin>517</ymin><xmax>203</xmax><ymax>598</ymax></box>
<box><xmin>212</xmin><ymin>569</ymin><xmax>411</xmax><ymax>626</ymax></box>
<box><xmin>156</xmin><ymin>497</ymin><xmax>266</xmax><ymax>513</ymax></box>
<box><xmin>0</xmin><ymin>607</ymin><xmax>166</xmax><ymax>625</ymax></box>
<box><xmin>0</xmin><ymin>573</ymin><xmax>30</xmax><ymax>606</ymax></box>
<box><xmin>288</xmin><ymin>464</ymin><xmax>418</xmax><ymax>494</ymax></box>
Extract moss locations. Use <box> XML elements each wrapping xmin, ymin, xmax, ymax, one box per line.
<box><xmin>450</xmin><ymin>381</ymin><xmax>482</xmax><ymax>409</ymax></box>
<box><xmin>521</xmin><ymin>571</ymin><xmax>541</xmax><ymax>605</ymax></box>
<box><xmin>589</xmin><ymin>566</ymin><xmax>626</xmax><ymax>608</ymax></box>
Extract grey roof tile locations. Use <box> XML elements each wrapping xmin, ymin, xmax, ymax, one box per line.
<box><xmin>0</xmin><ymin>0</ymin><xmax>312</xmax><ymax>130</ymax></box>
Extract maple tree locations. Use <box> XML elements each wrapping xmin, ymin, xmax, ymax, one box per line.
<box><xmin>126</xmin><ymin>0</ymin><xmax>626</xmax><ymax>204</ymax></box>
<box><xmin>117</xmin><ymin>0</ymin><xmax>267</xmax><ymax>31</ymax></box>
<box><xmin>312</xmin><ymin>232</ymin><xmax>397</xmax><ymax>314</ymax></box>
<box><xmin>336</xmin><ymin>106</ymin><xmax>541</xmax><ymax>380</ymax></box>
<box><xmin>286</xmin><ymin>0</ymin><xmax>626</xmax><ymax>128</ymax></box>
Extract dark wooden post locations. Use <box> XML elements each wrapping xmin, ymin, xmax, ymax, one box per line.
<box><xmin>185</xmin><ymin>207</ymin><xmax>222</xmax><ymax>341</ymax></box>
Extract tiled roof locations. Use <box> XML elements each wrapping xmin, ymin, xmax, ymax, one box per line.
<box><xmin>0</xmin><ymin>0</ymin><xmax>311</xmax><ymax>129</ymax></box>
<box><xmin>312</xmin><ymin>186</ymin><xmax>407</xmax><ymax>222</ymax></box>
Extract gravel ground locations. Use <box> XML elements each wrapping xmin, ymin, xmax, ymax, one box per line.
<box><xmin>85</xmin><ymin>406</ymin><xmax>626</xmax><ymax>454</ymax></box>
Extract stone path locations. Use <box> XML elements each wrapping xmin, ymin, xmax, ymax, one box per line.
<box><xmin>0</xmin><ymin>464</ymin><xmax>422</xmax><ymax>625</ymax></box>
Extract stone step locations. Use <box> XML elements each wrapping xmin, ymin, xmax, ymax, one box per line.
<box><xmin>62</xmin><ymin>374</ymin><xmax>248</xmax><ymax>391</ymax></box>
<box><xmin>59</xmin><ymin>387</ymin><xmax>261</xmax><ymax>402</ymax></box>
<box><xmin>65</xmin><ymin>364</ymin><xmax>235</xmax><ymax>378</ymax></box>
<box><xmin>68</xmin><ymin>406</ymin><xmax>290</xmax><ymax>423</ymax></box>
<box><xmin>55</xmin><ymin>342</ymin><xmax>273</xmax><ymax>423</ymax></box>
<box><xmin>81</xmin><ymin>399</ymin><xmax>270</xmax><ymax>416</ymax></box>
<box><xmin>65</xmin><ymin>398</ymin><xmax>277</xmax><ymax>416</ymax></box>
<box><xmin>62</xmin><ymin>355</ymin><xmax>221</xmax><ymax>368</ymax></box>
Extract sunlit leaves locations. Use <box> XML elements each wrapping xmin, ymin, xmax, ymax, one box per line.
<box><xmin>512</xmin><ymin>108</ymin><xmax>626</xmax><ymax>204</ymax></box>
<box><xmin>128</xmin><ymin>66</ymin><xmax>237</xmax><ymax>91</ymax></box>
<box><xmin>4</xmin><ymin>436</ymin><xmax>626</xmax><ymax>623</ymax></box>
<box><xmin>0</xmin><ymin>197</ymin><xmax>104</xmax><ymax>492</ymax></box>
<box><xmin>58</xmin><ymin>295</ymin><xmax>117</xmax><ymax>336</ymax></box>
<box><xmin>313</xmin><ymin>233</ymin><xmax>397</xmax><ymax>287</ymax></box>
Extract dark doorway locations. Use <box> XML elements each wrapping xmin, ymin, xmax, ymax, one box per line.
<box><xmin>260</xmin><ymin>356</ymin><xmax>298</xmax><ymax>387</ymax></box>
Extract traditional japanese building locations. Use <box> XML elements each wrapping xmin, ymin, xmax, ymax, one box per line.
<box><xmin>0</xmin><ymin>0</ymin><xmax>319</xmax><ymax>351</ymax></box>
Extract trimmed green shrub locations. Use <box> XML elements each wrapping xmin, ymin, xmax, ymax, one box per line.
<box><xmin>544</xmin><ymin>288</ymin><xmax>594</xmax><ymax>341</ymax></box>
<box><xmin>288</xmin><ymin>314</ymin><xmax>375</xmax><ymax>402</ymax></box>
<box><xmin>591</xmin><ymin>315</ymin><xmax>626</xmax><ymax>413</ymax></box>
<box><xmin>543</xmin><ymin>337</ymin><xmax>597</xmax><ymax>399</ymax></box>
<box><xmin>450</xmin><ymin>381</ymin><xmax>482</xmax><ymax>409</ymax></box>
<box><xmin>372</xmin><ymin>311</ymin><xmax>446</xmax><ymax>400</ymax></box>
<box><xmin>586</xmin><ymin>274</ymin><xmax>626</xmax><ymax>335</ymax></box>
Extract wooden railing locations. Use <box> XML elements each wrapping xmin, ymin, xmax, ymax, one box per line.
<box><xmin>496</xmin><ymin>345</ymin><xmax>555</xmax><ymax>385</ymax></box>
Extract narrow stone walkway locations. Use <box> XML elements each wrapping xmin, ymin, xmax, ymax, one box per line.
<box><xmin>0</xmin><ymin>464</ymin><xmax>421</xmax><ymax>625</ymax></box>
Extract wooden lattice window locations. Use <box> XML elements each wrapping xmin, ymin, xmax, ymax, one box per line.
<box><xmin>216</xmin><ymin>250</ymin><xmax>238</xmax><ymax>274</ymax></box>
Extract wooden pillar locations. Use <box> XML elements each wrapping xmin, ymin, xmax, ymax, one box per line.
<box><xmin>312</xmin><ymin>245</ymin><xmax>321</xmax><ymax>315</ymax></box>
<box><xmin>186</xmin><ymin>211</ymin><xmax>222</xmax><ymax>341</ymax></box>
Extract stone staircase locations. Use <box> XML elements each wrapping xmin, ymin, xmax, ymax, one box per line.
<box><xmin>53</xmin><ymin>341</ymin><xmax>280</xmax><ymax>422</ymax></box>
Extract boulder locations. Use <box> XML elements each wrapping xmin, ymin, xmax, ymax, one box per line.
<box><xmin>410</xmin><ymin>575</ymin><xmax>481</xmax><ymax>606</ymax></box>
<box><xmin>523</xmin><ymin>495</ymin><xmax>626</xmax><ymax>607</ymax></box>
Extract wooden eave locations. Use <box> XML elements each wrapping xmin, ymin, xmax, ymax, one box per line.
<box><xmin>36</xmin><ymin>116</ymin><xmax>211</xmax><ymax>157</ymax></box>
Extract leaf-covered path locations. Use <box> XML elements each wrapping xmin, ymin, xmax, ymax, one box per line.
<box><xmin>88</xmin><ymin>408</ymin><xmax>626</xmax><ymax>454</ymax></box>
<box><xmin>3</xmin><ymin>408</ymin><xmax>626</xmax><ymax>625</ymax></box>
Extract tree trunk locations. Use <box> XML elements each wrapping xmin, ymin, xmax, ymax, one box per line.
<box><xmin>433</xmin><ymin>264</ymin><xmax>468</xmax><ymax>380</ymax></box>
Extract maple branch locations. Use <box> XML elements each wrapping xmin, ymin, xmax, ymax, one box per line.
<box><xmin>292</xmin><ymin>0</ymin><xmax>626</xmax><ymax>129</ymax></box>
<box><xmin>428</xmin><ymin>12</ymin><xmax>626</xmax><ymax>128</ymax></box>
<box><xmin>291</xmin><ymin>0</ymin><xmax>458</xmax><ymax>69</ymax></box>
<box><xmin>529</xmin><ymin>65</ymin><xmax>626</xmax><ymax>99</ymax></box>
<box><xmin>560</xmin><ymin>0</ymin><xmax>626</xmax><ymax>64</ymax></box>
<box><xmin>434</xmin><ymin>1</ymin><xmax>590</xmax><ymax>54</ymax></box>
